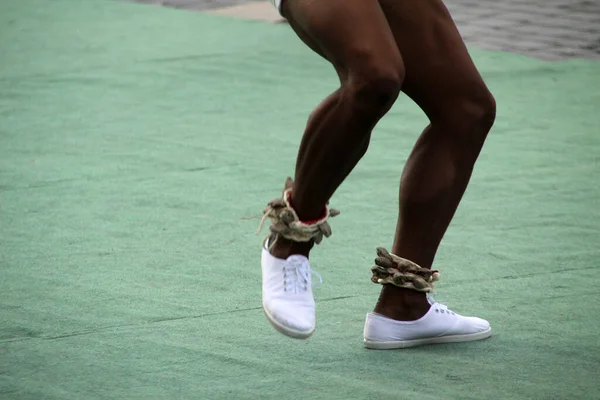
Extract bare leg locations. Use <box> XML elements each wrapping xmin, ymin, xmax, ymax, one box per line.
<box><xmin>373</xmin><ymin>0</ymin><xmax>497</xmax><ymax>320</ymax></box>
<box><xmin>270</xmin><ymin>0</ymin><xmax>405</xmax><ymax>259</ymax></box>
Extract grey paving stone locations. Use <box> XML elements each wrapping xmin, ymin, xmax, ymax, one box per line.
<box><xmin>124</xmin><ymin>0</ymin><xmax>600</xmax><ymax>61</ymax></box>
<box><xmin>444</xmin><ymin>0</ymin><xmax>600</xmax><ymax>60</ymax></box>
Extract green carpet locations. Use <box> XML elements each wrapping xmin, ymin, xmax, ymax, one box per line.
<box><xmin>1</xmin><ymin>0</ymin><xmax>599</xmax><ymax>399</ymax></box>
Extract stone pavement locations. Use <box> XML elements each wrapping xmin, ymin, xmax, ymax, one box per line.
<box><xmin>125</xmin><ymin>0</ymin><xmax>600</xmax><ymax>61</ymax></box>
<box><xmin>445</xmin><ymin>0</ymin><xmax>600</xmax><ymax>61</ymax></box>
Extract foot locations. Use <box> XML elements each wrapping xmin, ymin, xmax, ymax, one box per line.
<box><xmin>261</xmin><ymin>244</ymin><xmax>317</xmax><ymax>339</ymax></box>
<box><xmin>363</xmin><ymin>296</ymin><xmax>491</xmax><ymax>349</ymax></box>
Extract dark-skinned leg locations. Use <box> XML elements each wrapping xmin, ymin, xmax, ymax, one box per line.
<box><xmin>373</xmin><ymin>0</ymin><xmax>496</xmax><ymax>321</ymax></box>
<box><xmin>270</xmin><ymin>0</ymin><xmax>404</xmax><ymax>260</ymax></box>
<box><xmin>261</xmin><ymin>0</ymin><xmax>406</xmax><ymax>339</ymax></box>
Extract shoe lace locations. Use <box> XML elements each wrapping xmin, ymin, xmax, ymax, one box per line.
<box><xmin>283</xmin><ymin>258</ymin><xmax>323</xmax><ymax>294</ymax></box>
<box><xmin>427</xmin><ymin>294</ymin><xmax>455</xmax><ymax>315</ymax></box>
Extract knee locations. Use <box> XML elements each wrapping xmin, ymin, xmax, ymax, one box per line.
<box><xmin>440</xmin><ymin>88</ymin><xmax>496</xmax><ymax>147</ymax></box>
<box><xmin>343</xmin><ymin>56</ymin><xmax>404</xmax><ymax>117</ymax></box>
<box><xmin>469</xmin><ymin>90</ymin><xmax>496</xmax><ymax>135</ymax></box>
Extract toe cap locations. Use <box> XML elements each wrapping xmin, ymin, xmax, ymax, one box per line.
<box><xmin>265</xmin><ymin>300</ymin><xmax>315</xmax><ymax>334</ymax></box>
<box><xmin>461</xmin><ymin>316</ymin><xmax>491</xmax><ymax>334</ymax></box>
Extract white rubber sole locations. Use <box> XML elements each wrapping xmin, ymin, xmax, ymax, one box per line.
<box><xmin>262</xmin><ymin>305</ymin><xmax>315</xmax><ymax>340</ymax></box>
<box><xmin>364</xmin><ymin>327</ymin><xmax>492</xmax><ymax>349</ymax></box>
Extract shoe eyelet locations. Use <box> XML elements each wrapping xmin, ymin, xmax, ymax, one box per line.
<box><xmin>435</xmin><ymin>309</ymin><xmax>439</xmax><ymax>313</ymax></box>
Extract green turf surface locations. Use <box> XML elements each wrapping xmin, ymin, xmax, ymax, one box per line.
<box><xmin>1</xmin><ymin>0</ymin><xmax>599</xmax><ymax>399</ymax></box>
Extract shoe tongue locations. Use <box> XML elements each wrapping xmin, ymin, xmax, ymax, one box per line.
<box><xmin>286</xmin><ymin>255</ymin><xmax>309</xmax><ymax>265</ymax></box>
<box><xmin>426</xmin><ymin>294</ymin><xmax>436</xmax><ymax>305</ymax></box>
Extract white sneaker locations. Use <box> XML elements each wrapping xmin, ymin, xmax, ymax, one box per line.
<box><xmin>261</xmin><ymin>246</ymin><xmax>318</xmax><ymax>339</ymax></box>
<box><xmin>363</xmin><ymin>296</ymin><xmax>491</xmax><ymax>349</ymax></box>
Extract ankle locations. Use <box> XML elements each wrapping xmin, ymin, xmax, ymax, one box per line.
<box><xmin>373</xmin><ymin>285</ymin><xmax>430</xmax><ymax>321</ymax></box>
<box><xmin>269</xmin><ymin>235</ymin><xmax>313</xmax><ymax>259</ymax></box>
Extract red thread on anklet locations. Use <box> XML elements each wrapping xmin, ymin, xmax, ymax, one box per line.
<box><xmin>287</xmin><ymin>191</ymin><xmax>328</xmax><ymax>225</ymax></box>
<box><xmin>301</xmin><ymin>209</ymin><xmax>328</xmax><ymax>225</ymax></box>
